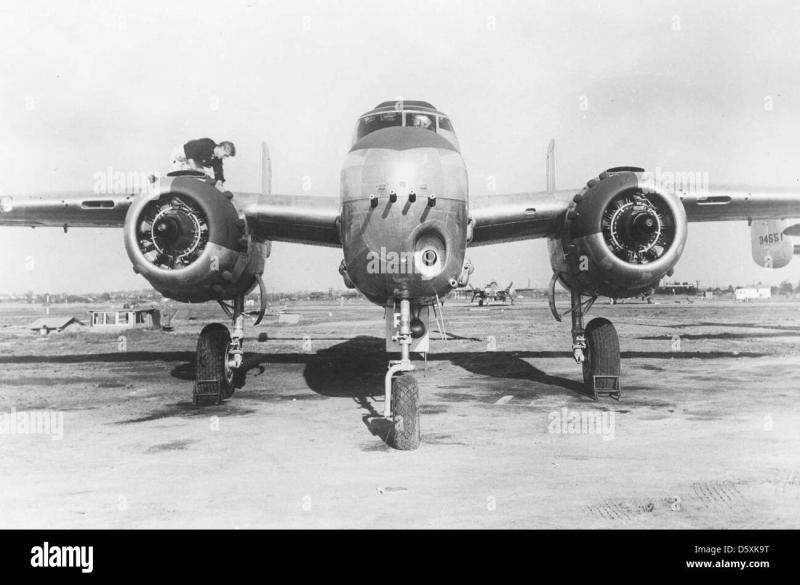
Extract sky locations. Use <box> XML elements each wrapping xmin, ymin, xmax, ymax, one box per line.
<box><xmin>2</xmin><ymin>0</ymin><xmax>800</xmax><ymax>294</ymax></box>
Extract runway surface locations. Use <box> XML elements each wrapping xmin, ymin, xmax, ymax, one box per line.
<box><xmin>1</xmin><ymin>298</ymin><xmax>799</xmax><ymax>528</ymax></box>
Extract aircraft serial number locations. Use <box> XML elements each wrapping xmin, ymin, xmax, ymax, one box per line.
<box><xmin>759</xmin><ymin>233</ymin><xmax>784</xmax><ymax>245</ymax></box>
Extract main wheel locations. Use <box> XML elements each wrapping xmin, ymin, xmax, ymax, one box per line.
<box><xmin>194</xmin><ymin>323</ymin><xmax>234</xmax><ymax>405</ymax></box>
<box><xmin>582</xmin><ymin>317</ymin><xmax>620</xmax><ymax>394</ymax></box>
<box><xmin>389</xmin><ymin>373</ymin><xmax>420</xmax><ymax>450</ymax></box>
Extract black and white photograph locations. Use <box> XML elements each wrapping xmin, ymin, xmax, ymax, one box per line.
<box><xmin>0</xmin><ymin>0</ymin><xmax>797</xmax><ymax>575</ymax></box>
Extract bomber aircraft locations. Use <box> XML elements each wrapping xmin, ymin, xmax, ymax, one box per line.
<box><xmin>2</xmin><ymin>99</ymin><xmax>800</xmax><ymax>450</ymax></box>
<box><xmin>470</xmin><ymin>281</ymin><xmax>515</xmax><ymax>305</ymax></box>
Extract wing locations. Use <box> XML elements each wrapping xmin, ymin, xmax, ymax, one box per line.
<box><xmin>678</xmin><ymin>185</ymin><xmax>800</xmax><ymax>222</ymax></box>
<box><xmin>0</xmin><ymin>188</ymin><xmax>342</xmax><ymax>248</ymax></box>
<box><xmin>0</xmin><ymin>191</ymin><xmax>134</xmax><ymax>228</ymax></box>
<box><xmin>468</xmin><ymin>185</ymin><xmax>800</xmax><ymax>246</ymax></box>
<box><xmin>238</xmin><ymin>192</ymin><xmax>341</xmax><ymax>248</ymax></box>
<box><xmin>468</xmin><ymin>190</ymin><xmax>573</xmax><ymax>246</ymax></box>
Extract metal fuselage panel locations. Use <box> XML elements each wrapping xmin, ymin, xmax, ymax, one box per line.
<box><xmin>340</xmin><ymin>127</ymin><xmax>469</xmax><ymax>305</ymax></box>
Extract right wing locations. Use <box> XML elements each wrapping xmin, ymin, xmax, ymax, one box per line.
<box><xmin>238</xmin><ymin>192</ymin><xmax>341</xmax><ymax>248</ymax></box>
<box><xmin>0</xmin><ymin>189</ymin><xmax>342</xmax><ymax>249</ymax></box>
<box><xmin>0</xmin><ymin>191</ymin><xmax>134</xmax><ymax>228</ymax></box>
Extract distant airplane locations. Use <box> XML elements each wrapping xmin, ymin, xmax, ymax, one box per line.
<box><xmin>470</xmin><ymin>281</ymin><xmax>515</xmax><ymax>306</ymax></box>
<box><xmin>3</xmin><ymin>99</ymin><xmax>800</xmax><ymax>450</ymax></box>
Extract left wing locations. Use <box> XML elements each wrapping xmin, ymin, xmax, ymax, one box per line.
<box><xmin>468</xmin><ymin>190</ymin><xmax>572</xmax><ymax>246</ymax></box>
<box><xmin>468</xmin><ymin>185</ymin><xmax>800</xmax><ymax>247</ymax></box>
<box><xmin>678</xmin><ymin>185</ymin><xmax>800</xmax><ymax>222</ymax></box>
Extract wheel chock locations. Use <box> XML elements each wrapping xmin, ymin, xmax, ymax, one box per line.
<box><xmin>194</xmin><ymin>379</ymin><xmax>222</xmax><ymax>404</ymax></box>
<box><xmin>592</xmin><ymin>375</ymin><xmax>621</xmax><ymax>401</ymax></box>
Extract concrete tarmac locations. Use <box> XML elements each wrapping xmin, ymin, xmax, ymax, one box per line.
<box><xmin>1</xmin><ymin>298</ymin><xmax>798</xmax><ymax>528</ymax></box>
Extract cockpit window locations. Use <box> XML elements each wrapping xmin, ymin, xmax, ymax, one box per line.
<box><xmin>355</xmin><ymin>112</ymin><xmax>402</xmax><ymax>141</ymax></box>
<box><xmin>405</xmin><ymin>112</ymin><xmax>435</xmax><ymax>131</ymax></box>
<box><xmin>437</xmin><ymin>116</ymin><xmax>459</xmax><ymax>149</ymax></box>
<box><xmin>352</xmin><ymin>109</ymin><xmax>460</xmax><ymax>149</ymax></box>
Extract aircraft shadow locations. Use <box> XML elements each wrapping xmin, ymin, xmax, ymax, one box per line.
<box><xmin>637</xmin><ymin>332</ymin><xmax>800</xmax><ymax>340</ymax></box>
<box><xmin>661</xmin><ymin>322</ymin><xmax>800</xmax><ymax>332</ymax></box>
<box><xmin>239</xmin><ymin>336</ymin><xmax>592</xmax><ymax>399</ymax></box>
<box><xmin>0</xmin><ymin>351</ymin><xmax>194</xmax><ymax>365</ymax></box>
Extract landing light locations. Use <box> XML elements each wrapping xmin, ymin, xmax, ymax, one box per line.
<box><xmin>422</xmin><ymin>249</ymin><xmax>437</xmax><ymax>266</ymax></box>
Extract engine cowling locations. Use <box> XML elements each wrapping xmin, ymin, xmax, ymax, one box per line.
<box><xmin>549</xmin><ymin>167</ymin><xmax>688</xmax><ymax>298</ymax></box>
<box><xmin>124</xmin><ymin>175</ymin><xmax>265</xmax><ymax>302</ymax></box>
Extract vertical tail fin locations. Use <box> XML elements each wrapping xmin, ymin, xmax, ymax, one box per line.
<box><xmin>751</xmin><ymin>219</ymin><xmax>793</xmax><ymax>268</ymax></box>
<box><xmin>260</xmin><ymin>141</ymin><xmax>271</xmax><ymax>195</ymax></box>
<box><xmin>546</xmin><ymin>139</ymin><xmax>555</xmax><ymax>193</ymax></box>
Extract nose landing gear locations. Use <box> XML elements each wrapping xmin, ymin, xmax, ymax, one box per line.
<box><xmin>383</xmin><ymin>298</ymin><xmax>421</xmax><ymax>450</ymax></box>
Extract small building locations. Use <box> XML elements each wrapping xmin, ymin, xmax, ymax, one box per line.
<box><xmin>88</xmin><ymin>307</ymin><xmax>161</xmax><ymax>329</ymax></box>
<box><xmin>657</xmin><ymin>281</ymin><xmax>699</xmax><ymax>295</ymax></box>
<box><xmin>29</xmin><ymin>317</ymin><xmax>85</xmax><ymax>335</ymax></box>
<box><xmin>734</xmin><ymin>287</ymin><xmax>771</xmax><ymax>301</ymax></box>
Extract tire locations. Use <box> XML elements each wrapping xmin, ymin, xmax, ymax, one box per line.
<box><xmin>389</xmin><ymin>374</ymin><xmax>420</xmax><ymax>450</ymax></box>
<box><xmin>194</xmin><ymin>323</ymin><xmax>234</xmax><ymax>405</ymax></box>
<box><xmin>582</xmin><ymin>317</ymin><xmax>620</xmax><ymax>392</ymax></box>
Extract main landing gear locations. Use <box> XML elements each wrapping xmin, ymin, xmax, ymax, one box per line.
<box><xmin>193</xmin><ymin>280</ymin><xmax>267</xmax><ymax>405</ymax></box>
<box><xmin>549</xmin><ymin>275</ymin><xmax>621</xmax><ymax>400</ymax></box>
<box><xmin>193</xmin><ymin>295</ymin><xmax>245</xmax><ymax>405</ymax></box>
<box><xmin>383</xmin><ymin>298</ymin><xmax>421</xmax><ymax>450</ymax></box>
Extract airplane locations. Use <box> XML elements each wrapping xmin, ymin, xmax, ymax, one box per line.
<box><xmin>469</xmin><ymin>281</ymin><xmax>515</xmax><ymax>306</ymax></box>
<box><xmin>3</xmin><ymin>98</ymin><xmax>800</xmax><ymax>451</ymax></box>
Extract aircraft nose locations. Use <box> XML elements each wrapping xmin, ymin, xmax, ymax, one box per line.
<box><xmin>339</xmin><ymin>126</ymin><xmax>469</xmax><ymax>302</ymax></box>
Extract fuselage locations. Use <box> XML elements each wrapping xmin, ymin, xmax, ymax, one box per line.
<box><xmin>339</xmin><ymin>101</ymin><xmax>469</xmax><ymax>305</ymax></box>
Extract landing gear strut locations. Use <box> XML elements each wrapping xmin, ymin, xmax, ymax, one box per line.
<box><xmin>384</xmin><ymin>298</ymin><xmax>420</xmax><ymax>450</ymax></box>
<box><xmin>193</xmin><ymin>295</ymin><xmax>247</xmax><ymax>405</ymax></box>
<box><xmin>567</xmin><ymin>288</ymin><xmax>621</xmax><ymax>400</ymax></box>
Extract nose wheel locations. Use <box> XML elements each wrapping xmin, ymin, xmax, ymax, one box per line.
<box><xmin>383</xmin><ymin>298</ymin><xmax>421</xmax><ymax>450</ymax></box>
<box><xmin>388</xmin><ymin>373</ymin><xmax>420</xmax><ymax>450</ymax></box>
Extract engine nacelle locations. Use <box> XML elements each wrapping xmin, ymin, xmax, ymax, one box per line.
<box><xmin>124</xmin><ymin>175</ymin><xmax>266</xmax><ymax>302</ymax></box>
<box><xmin>549</xmin><ymin>168</ymin><xmax>688</xmax><ymax>298</ymax></box>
